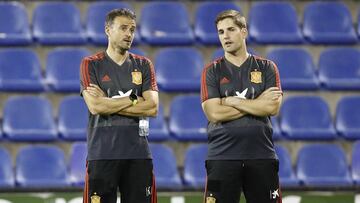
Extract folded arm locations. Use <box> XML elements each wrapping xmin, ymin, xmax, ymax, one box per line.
<box><xmin>118</xmin><ymin>90</ymin><xmax>159</xmax><ymax>117</ymax></box>
<box><xmin>223</xmin><ymin>87</ymin><xmax>283</xmax><ymax>117</ymax></box>
<box><xmin>202</xmin><ymin>98</ymin><xmax>247</xmax><ymax>123</ymax></box>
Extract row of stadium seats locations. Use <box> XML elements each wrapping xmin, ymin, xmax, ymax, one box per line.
<box><xmin>0</xmin><ymin>95</ymin><xmax>360</xmax><ymax>141</ymax></box>
<box><xmin>2</xmin><ymin>1</ymin><xmax>360</xmax><ymax>45</ymax></box>
<box><xmin>0</xmin><ymin>142</ymin><xmax>359</xmax><ymax>189</ymax></box>
<box><xmin>1</xmin><ymin>47</ymin><xmax>360</xmax><ymax>92</ymax></box>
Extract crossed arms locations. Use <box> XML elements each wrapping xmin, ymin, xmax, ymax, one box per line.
<box><xmin>83</xmin><ymin>84</ymin><xmax>158</xmax><ymax>117</ymax></box>
<box><xmin>202</xmin><ymin>87</ymin><xmax>282</xmax><ymax>123</ymax></box>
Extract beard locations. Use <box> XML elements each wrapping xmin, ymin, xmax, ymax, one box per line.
<box><xmin>112</xmin><ymin>41</ymin><xmax>131</xmax><ymax>55</ymax></box>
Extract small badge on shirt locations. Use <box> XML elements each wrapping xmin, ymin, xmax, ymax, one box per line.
<box><xmin>132</xmin><ymin>70</ymin><xmax>142</xmax><ymax>85</ymax></box>
<box><xmin>250</xmin><ymin>69</ymin><xmax>262</xmax><ymax>84</ymax></box>
<box><xmin>206</xmin><ymin>194</ymin><xmax>216</xmax><ymax>203</ymax></box>
<box><xmin>91</xmin><ymin>193</ymin><xmax>100</xmax><ymax>203</ymax></box>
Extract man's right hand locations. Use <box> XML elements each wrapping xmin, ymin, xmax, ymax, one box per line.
<box><xmin>257</xmin><ymin>87</ymin><xmax>282</xmax><ymax>101</ymax></box>
<box><xmin>86</xmin><ymin>84</ymin><xmax>106</xmax><ymax>97</ymax></box>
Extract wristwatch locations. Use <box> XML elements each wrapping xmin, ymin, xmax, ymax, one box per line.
<box><xmin>129</xmin><ymin>93</ymin><xmax>138</xmax><ymax>106</ymax></box>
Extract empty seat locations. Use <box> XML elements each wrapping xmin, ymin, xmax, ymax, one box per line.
<box><xmin>249</xmin><ymin>2</ymin><xmax>303</xmax><ymax>44</ymax></box>
<box><xmin>0</xmin><ymin>2</ymin><xmax>32</xmax><ymax>45</ymax></box>
<box><xmin>0</xmin><ymin>147</ymin><xmax>14</xmax><ymax>187</ymax></box>
<box><xmin>155</xmin><ymin>47</ymin><xmax>203</xmax><ymax>92</ymax></box>
<box><xmin>33</xmin><ymin>2</ymin><xmax>86</xmax><ymax>45</ymax></box>
<box><xmin>3</xmin><ymin>96</ymin><xmax>57</xmax><ymax>141</ymax></box>
<box><xmin>318</xmin><ymin>48</ymin><xmax>360</xmax><ymax>90</ymax></box>
<box><xmin>195</xmin><ymin>2</ymin><xmax>240</xmax><ymax>45</ymax></box>
<box><xmin>280</xmin><ymin>96</ymin><xmax>337</xmax><ymax>140</ymax></box>
<box><xmin>267</xmin><ymin>48</ymin><xmax>319</xmax><ymax>90</ymax></box>
<box><xmin>352</xmin><ymin>141</ymin><xmax>360</xmax><ymax>185</ymax></box>
<box><xmin>336</xmin><ymin>96</ymin><xmax>360</xmax><ymax>139</ymax></box>
<box><xmin>58</xmin><ymin>96</ymin><xmax>88</xmax><ymax>141</ymax></box>
<box><xmin>140</xmin><ymin>2</ymin><xmax>194</xmax><ymax>45</ymax></box>
<box><xmin>296</xmin><ymin>144</ymin><xmax>352</xmax><ymax>187</ymax></box>
<box><xmin>274</xmin><ymin>145</ymin><xmax>299</xmax><ymax>187</ymax></box>
<box><xmin>149</xmin><ymin>144</ymin><xmax>182</xmax><ymax>189</ymax></box>
<box><xmin>303</xmin><ymin>2</ymin><xmax>357</xmax><ymax>44</ymax></box>
<box><xmin>169</xmin><ymin>95</ymin><xmax>207</xmax><ymax>141</ymax></box>
<box><xmin>69</xmin><ymin>142</ymin><xmax>87</xmax><ymax>186</ymax></box>
<box><xmin>148</xmin><ymin>105</ymin><xmax>170</xmax><ymax>142</ymax></box>
<box><xmin>46</xmin><ymin>47</ymin><xmax>90</xmax><ymax>92</ymax></box>
<box><xmin>87</xmin><ymin>2</ymin><xmax>132</xmax><ymax>45</ymax></box>
<box><xmin>271</xmin><ymin>117</ymin><xmax>282</xmax><ymax>140</ymax></box>
<box><xmin>183</xmin><ymin>144</ymin><xmax>207</xmax><ymax>188</ymax></box>
<box><xmin>16</xmin><ymin>145</ymin><xmax>69</xmax><ymax>187</ymax></box>
<box><xmin>0</xmin><ymin>49</ymin><xmax>44</xmax><ymax>92</ymax></box>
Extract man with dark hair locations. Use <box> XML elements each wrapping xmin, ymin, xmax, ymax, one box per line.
<box><xmin>201</xmin><ymin>9</ymin><xmax>283</xmax><ymax>203</ymax></box>
<box><xmin>80</xmin><ymin>8</ymin><xmax>158</xmax><ymax>203</ymax></box>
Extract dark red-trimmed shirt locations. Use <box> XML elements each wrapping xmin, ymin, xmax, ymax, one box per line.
<box><xmin>80</xmin><ymin>51</ymin><xmax>158</xmax><ymax>160</ymax></box>
<box><xmin>201</xmin><ymin>55</ymin><xmax>281</xmax><ymax>160</ymax></box>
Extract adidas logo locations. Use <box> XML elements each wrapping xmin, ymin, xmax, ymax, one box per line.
<box><xmin>220</xmin><ymin>77</ymin><xmax>230</xmax><ymax>84</ymax></box>
<box><xmin>101</xmin><ymin>74</ymin><xmax>111</xmax><ymax>82</ymax></box>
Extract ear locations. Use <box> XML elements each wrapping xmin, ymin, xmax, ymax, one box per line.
<box><xmin>242</xmin><ymin>28</ymin><xmax>248</xmax><ymax>38</ymax></box>
<box><xmin>105</xmin><ymin>25</ymin><xmax>110</xmax><ymax>37</ymax></box>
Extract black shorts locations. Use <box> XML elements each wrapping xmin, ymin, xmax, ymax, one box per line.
<box><xmin>204</xmin><ymin>159</ymin><xmax>282</xmax><ymax>203</ymax></box>
<box><xmin>83</xmin><ymin>159</ymin><xmax>157</xmax><ymax>203</ymax></box>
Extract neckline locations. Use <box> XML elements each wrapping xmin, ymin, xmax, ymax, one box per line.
<box><xmin>105</xmin><ymin>51</ymin><xmax>130</xmax><ymax>68</ymax></box>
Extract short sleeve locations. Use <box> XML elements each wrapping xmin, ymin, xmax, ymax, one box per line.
<box><xmin>265</xmin><ymin>61</ymin><xmax>282</xmax><ymax>91</ymax></box>
<box><xmin>80</xmin><ymin>58</ymin><xmax>97</xmax><ymax>95</ymax></box>
<box><xmin>201</xmin><ymin>64</ymin><xmax>220</xmax><ymax>102</ymax></box>
<box><xmin>142</xmin><ymin>59</ymin><xmax>158</xmax><ymax>92</ymax></box>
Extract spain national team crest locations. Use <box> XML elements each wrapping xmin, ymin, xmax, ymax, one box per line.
<box><xmin>91</xmin><ymin>193</ymin><xmax>100</xmax><ymax>203</ymax></box>
<box><xmin>250</xmin><ymin>69</ymin><xmax>262</xmax><ymax>84</ymax></box>
<box><xmin>132</xmin><ymin>71</ymin><xmax>142</xmax><ymax>85</ymax></box>
<box><xmin>206</xmin><ymin>196</ymin><xmax>216</xmax><ymax>203</ymax></box>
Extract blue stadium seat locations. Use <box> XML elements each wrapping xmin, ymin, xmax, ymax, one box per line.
<box><xmin>33</xmin><ymin>2</ymin><xmax>86</xmax><ymax>45</ymax></box>
<box><xmin>148</xmin><ymin>105</ymin><xmax>170</xmax><ymax>142</ymax></box>
<box><xmin>0</xmin><ymin>2</ymin><xmax>32</xmax><ymax>45</ymax></box>
<box><xmin>58</xmin><ymin>96</ymin><xmax>88</xmax><ymax>141</ymax></box>
<box><xmin>271</xmin><ymin>117</ymin><xmax>282</xmax><ymax>140</ymax></box>
<box><xmin>16</xmin><ymin>145</ymin><xmax>69</xmax><ymax>187</ymax></box>
<box><xmin>318</xmin><ymin>48</ymin><xmax>360</xmax><ymax>90</ymax></box>
<box><xmin>280</xmin><ymin>96</ymin><xmax>337</xmax><ymax>140</ymax></box>
<box><xmin>336</xmin><ymin>96</ymin><xmax>360</xmax><ymax>139</ymax></box>
<box><xmin>155</xmin><ymin>48</ymin><xmax>203</xmax><ymax>92</ymax></box>
<box><xmin>0</xmin><ymin>49</ymin><xmax>44</xmax><ymax>92</ymax></box>
<box><xmin>296</xmin><ymin>144</ymin><xmax>352</xmax><ymax>187</ymax></box>
<box><xmin>195</xmin><ymin>2</ymin><xmax>240</xmax><ymax>45</ymax></box>
<box><xmin>3</xmin><ymin>96</ymin><xmax>57</xmax><ymax>141</ymax></box>
<box><xmin>352</xmin><ymin>141</ymin><xmax>360</xmax><ymax>185</ymax></box>
<box><xmin>87</xmin><ymin>2</ymin><xmax>133</xmax><ymax>45</ymax></box>
<box><xmin>303</xmin><ymin>2</ymin><xmax>357</xmax><ymax>44</ymax></box>
<box><xmin>249</xmin><ymin>2</ymin><xmax>303</xmax><ymax>44</ymax></box>
<box><xmin>149</xmin><ymin>144</ymin><xmax>182</xmax><ymax>190</ymax></box>
<box><xmin>183</xmin><ymin>144</ymin><xmax>207</xmax><ymax>189</ymax></box>
<box><xmin>169</xmin><ymin>95</ymin><xmax>207</xmax><ymax>141</ymax></box>
<box><xmin>140</xmin><ymin>2</ymin><xmax>194</xmax><ymax>45</ymax></box>
<box><xmin>0</xmin><ymin>147</ymin><xmax>14</xmax><ymax>187</ymax></box>
<box><xmin>46</xmin><ymin>48</ymin><xmax>90</xmax><ymax>92</ymax></box>
<box><xmin>274</xmin><ymin>145</ymin><xmax>299</xmax><ymax>187</ymax></box>
<box><xmin>267</xmin><ymin>48</ymin><xmax>319</xmax><ymax>90</ymax></box>
<box><xmin>212</xmin><ymin>47</ymin><xmax>257</xmax><ymax>60</ymax></box>
<box><xmin>69</xmin><ymin>142</ymin><xmax>87</xmax><ymax>186</ymax></box>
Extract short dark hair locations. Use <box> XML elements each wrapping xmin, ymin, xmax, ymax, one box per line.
<box><xmin>105</xmin><ymin>8</ymin><xmax>136</xmax><ymax>27</ymax></box>
<box><xmin>215</xmin><ymin>10</ymin><xmax>247</xmax><ymax>29</ymax></box>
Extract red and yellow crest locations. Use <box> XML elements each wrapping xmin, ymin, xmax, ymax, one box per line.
<box><xmin>91</xmin><ymin>193</ymin><xmax>100</xmax><ymax>203</ymax></box>
<box><xmin>206</xmin><ymin>196</ymin><xmax>216</xmax><ymax>203</ymax></box>
<box><xmin>250</xmin><ymin>70</ymin><xmax>262</xmax><ymax>84</ymax></box>
<box><xmin>132</xmin><ymin>71</ymin><xmax>142</xmax><ymax>85</ymax></box>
